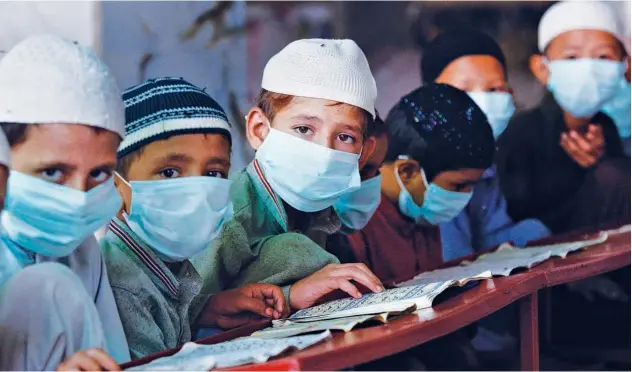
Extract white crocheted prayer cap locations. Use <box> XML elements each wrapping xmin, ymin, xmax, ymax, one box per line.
<box><xmin>0</xmin><ymin>130</ymin><xmax>10</xmax><ymax>167</ymax></box>
<box><xmin>262</xmin><ymin>38</ymin><xmax>377</xmax><ymax>118</ymax></box>
<box><xmin>538</xmin><ymin>1</ymin><xmax>626</xmax><ymax>52</ymax></box>
<box><xmin>0</xmin><ymin>34</ymin><xmax>125</xmax><ymax>137</ymax></box>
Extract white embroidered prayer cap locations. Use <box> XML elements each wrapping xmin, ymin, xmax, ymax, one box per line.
<box><xmin>0</xmin><ymin>130</ymin><xmax>10</xmax><ymax>168</ymax></box>
<box><xmin>538</xmin><ymin>1</ymin><xmax>626</xmax><ymax>52</ymax></box>
<box><xmin>0</xmin><ymin>34</ymin><xmax>125</xmax><ymax>137</ymax></box>
<box><xmin>262</xmin><ymin>39</ymin><xmax>378</xmax><ymax>118</ymax></box>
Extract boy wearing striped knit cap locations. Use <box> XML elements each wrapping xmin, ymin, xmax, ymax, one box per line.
<box><xmin>100</xmin><ymin>77</ymin><xmax>287</xmax><ymax>359</ymax></box>
<box><xmin>192</xmin><ymin>39</ymin><xmax>384</xmax><ymax>314</ymax></box>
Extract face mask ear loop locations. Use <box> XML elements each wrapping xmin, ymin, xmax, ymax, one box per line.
<box><xmin>113</xmin><ymin>171</ymin><xmax>131</xmax><ymax>188</ymax></box>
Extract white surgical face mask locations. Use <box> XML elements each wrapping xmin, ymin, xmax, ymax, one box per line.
<box><xmin>334</xmin><ymin>174</ymin><xmax>382</xmax><ymax>230</ymax></box>
<box><xmin>1</xmin><ymin>171</ymin><xmax>121</xmax><ymax>257</ymax></box>
<box><xmin>118</xmin><ymin>174</ymin><xmax>233</xmax><ymax>262</ymax></box>
<box><xmin>546</xmin><ymin>58</ymin><xmax>626</xmax><ymax>118</ymax></box>
<box><xmin>255</xmin><ymin>124</ymin><xmax>362</xmax><ymax>212</ymax></box>
<box><xmin>394</xmin><ymin>163</ymin><xmax>472</xmax><ymax>225</ymax></box>
<box><xmin>601</xmin><ymin>77</ymin><xmax>631</xmax><ymax>139</ymax></box>
<box><xmin>467</xmin><ymin>91</ymin><xmax>516</xmax><ymax>139</ymax></box>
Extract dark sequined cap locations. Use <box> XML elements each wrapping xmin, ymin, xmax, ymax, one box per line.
<box><xmin>384</xmin><ymin>83</ymin><xmax>494</xmax><ymax>181</ymax></box>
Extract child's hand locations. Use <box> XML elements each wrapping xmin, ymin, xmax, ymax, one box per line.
<box><xmin>56</xmin><ymin>348</ymin><xmax>120</xmax><ymax>371</ymax></box>
<box><xmin>289</xmin><ymin>263</ymin><xmax>384</xmax><ymax>310</ymax></box>
<box><xmin>560</xmin><ymin>125</ymin><xmax>605</xmax><ymax>168</ymax></box>
<box><xmin>203</xmin><ymin>284</ymin><xmax>287</xmax><ymax>329</ymax></box>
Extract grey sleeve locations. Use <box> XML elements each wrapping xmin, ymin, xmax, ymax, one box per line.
<box><xmin>111</xmin><ymin>286</ymin><xmax>168</xmax><ymax>360</ymax></box>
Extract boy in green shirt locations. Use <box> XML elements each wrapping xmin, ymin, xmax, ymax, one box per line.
<box><xmin>100</xmin><ymin>77</ymin><xmax>287</xmax><ymax>359</ymax></box>
<box><xmin>193</xmin><ymin>39</ymin><xmax>384</xmax><ymax>312</ymax></box>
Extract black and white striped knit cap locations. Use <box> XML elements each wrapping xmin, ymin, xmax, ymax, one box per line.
<box><xmin>119</xmin><ymin>77</ymin><xmax>231</xmax><ymax>157</ymax></box>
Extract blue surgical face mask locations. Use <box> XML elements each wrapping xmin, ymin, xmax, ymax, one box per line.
<box><xmin>546</xmin><ymin>58</ymin><xmax>626</xmax><ymax>118</ymax></box>
<box><xmin>334</xmin><ymin>174</ymin><xmax>382</xmax><ymax>230</ymax></box>
<box><xmin>467</xmin><ymin>91</ymin><xmax>516</xmax><ymax>140</ymax></box>
<box><xmin>1</xmin><ymin>171</ymin><xmax>121</xmax><ymax>257</ymax></box>
<box><xmin>601</xmin><ymin>77</ymin><xmax>631</xmax><ymax>139</ymax></box>
<box><xmin>394</xmin><ymin>163</ymin><xmax>472</xmax><ymax>225</ymax></box>
<box><xmin>255</xmin><ymin>125</ymin><xmax>362</xmax><ymax>212</ymax></box>
<box><xmin>118</xmin><ymin>174</ymin><xmax>233</xmax><ymax>262</ymax></box>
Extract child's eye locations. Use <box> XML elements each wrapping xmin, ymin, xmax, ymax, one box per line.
<box><xmin>89</xmin><ymin>169</ymin><xmax>110</xmax><ymax>183</ymax></box>
<box><xmin>294</xmin><ymin>126</ymin><xmax>313</xmax><ymax>136</ymax></box>
<box><xmin>337</xmin><ymin>134</ymin><xmax>356</xmax><ymax>144</ymax></box>
<box><xmin>40</xmin><ymin>169</ymin><xmax>63</xmax><ymax>182</ymax></box>
<box><xmin>206</xmin><ymin>170</ymin><xmax>225</xmax><ymax>178</ymax></box>
<box><xmin>160</xmin><ymin>168</ymin><xmax>180</xmax><ymax>179</ymax></box>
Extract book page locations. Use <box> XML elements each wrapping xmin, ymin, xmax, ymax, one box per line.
<box><xmin>290</xmin><ymin>281</ymin><xmax>453</xmax><ymax>321</ymax></box>
<box><xmin>396</xmin><ymin>265</ymin><xmax>492</xmax><ymax>287</ymax></box>
<box><xmin>486</xmin><ymin>231</ymin><xmax>609</xmax><ymax>260</ymax></box>
<box><xmin>128</xmin><ymin>331</ymin><xmax>331</xmax><ymax>371</ymax></box>
<box><xmin>252</xmin><ymin>314</ymin><xmax>389</xmax><ymax>339</ymax></box>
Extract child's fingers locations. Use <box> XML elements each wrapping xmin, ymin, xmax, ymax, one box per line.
<box><xmin>569</xmin><ymin>131</ymin><xmax>593</xmax><ymax>153</ymax></box>
<box><xmin>347</xmin><ymin>263</ymin><xmax>384</xmax><ymax>290</ymax></box>
<box><xmin>85</xmin><ymin>349</ymin><xmax>121</xmax><ymax>371</ymax></box>
<box><xmin>561</xmin><ymin>134</ymin><xmax>594</xmax><ymax>167</ymax></box>
<box><xmin>235</xmin><ymin>296</ymin><xmax>274</xmax><ymax>318</ymax></box>
<box><xmin>250</xmin><ymin>284</ymin><xmax>287</xmax><ymax>314</ymax></box>
<box><xmin>333</xmin><ymin>278</ymin><xmax>362</xmax><ymax>298</ymax></box>
<box><xmin>332</xmin><ymin>266</ymin><xmax>382</xmax><ymax>293</ymax></box>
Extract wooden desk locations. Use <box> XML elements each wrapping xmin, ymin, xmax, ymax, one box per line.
<box><xmin>123</xmin><ymin>229</ymin><xmax>630</xmax><ymax>371</ymax></box>
<box><xmin>517</xmin><ymin>229</ymin><xmax>631</xmax><ymax>370</ymax></box>
<box><xmin>220</xmin><ymin>273</ymin><xmax>545</xmax><ymax>371</ymax></box>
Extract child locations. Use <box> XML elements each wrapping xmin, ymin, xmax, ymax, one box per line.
<box><xmin>0</xmin><ymin>35</ymin><xmax>129</xmax><ymax>369</ymax></box>
<box><xmin>497</xmin><ymin>0</ymin><xmax>631</xmax><ymax>234</ymax></box>
<box><xmin>348</xmin><ymin>82</ymin><xmax>495</xmax><ymax>285</ymax></box>
<box><xmin>420</xmin><ymin>29</ymin><xmax>551</xmax><ymax>261</ymax></box>
<box><xmin>192</xmin><ymin>39</ymin><xmax>384</xmax><ymax>313</ymax></box>
<box><xmin>326</xmin><ymin>112</ymin><xmax>388</xmax><ymax>263</ymax></box>
<box><xmin>101</xmin><ymin>77</ymin><xmax>287</xmax><ymax>359</ymax></box>
<box><xmin>334</xmin><ymin>111</ymin><xmax>387</xmax><ymax>232</ymax></box>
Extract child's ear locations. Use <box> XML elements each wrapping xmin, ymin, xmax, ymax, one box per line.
<box><xmin>529</xmin><ymin>54</ymin><xmax>549</xmax><ymax>85</ymax></box>
<box><xmin>113</xmin><ymin>173</ymin><xmax>131</xmax><ymax>214</ymax></box>
<box><xmin>396</xmin><ymin>159</ymin><xmax>421</xmax><ymax>184</ymax></box>
<box><xmin>358</xmin><ymin>136</ymin><xmax>376</xmax><ymax>169</ymax></box>
<box><xmin>246</xmin><ymin>107</ymin><xmax>270</xmax><ymax>151</ymax></box>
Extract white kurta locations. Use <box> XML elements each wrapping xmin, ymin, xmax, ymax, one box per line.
<box><xmin>0</xmin><ymin>236</ymin><xmax>130</xmax><ymax>369</ymax></box>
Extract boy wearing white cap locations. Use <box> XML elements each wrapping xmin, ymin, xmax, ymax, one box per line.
<box><xmin>192</xmin><ymin>39</ymin><xmax>384</xmax><ymax>313</ymax></box>
<box><xmin>497</xmin><ymin>1</ymin><xmax>631</xmax><ymax>234</ymax></box>
<box><xmin>0</xmin><ymin>35</ymin><xmax>130</xmax><ymax>369</ymax></box>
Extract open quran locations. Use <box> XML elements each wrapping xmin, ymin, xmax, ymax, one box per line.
<box><xmin>398</xmin><ymin>232</ymin><xmax>609</xmax><ymax>288</ymax></box>
<box><xmin>127</xmin><ymin>331</ymin><xmax>331</xmax><ymax>371</ymax></box>
<box><xmin>290</xmin><ymin>280</ymin><xmax>454</xmax><ymax>322</ymax></box>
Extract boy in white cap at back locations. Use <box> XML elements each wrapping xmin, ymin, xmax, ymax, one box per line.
<box><xmin>0</xmin><ymin>34</ymin><xmax>130</xmax><ymax>370</ymax></box>
<box><xmin>497</xmin><ymin>1</ymin><xmax>630</xmax><ymax>235</ymax></box>
<box><xmin>192</xmin><ymin>39</ymin><xmax>384</xmax><ymax>315</ymax></box>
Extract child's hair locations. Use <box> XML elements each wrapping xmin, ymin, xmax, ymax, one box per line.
<box><xmin>254</xmin><ymin>89</ymin><xmax>375</xmax><ymax>139</ymax></box>
<box><xmin>1</xmin><ymin>122</ymin><xmax>113</xmax><ymax>147</ymax></box>
<box><xmin>369</xmin><ymin>111</ymin><xmax>388</xmax><ymax>139</ymax></box>
<box><xmin>116</xmin><ymin>77</ymin><xmax>234</xmax><ymax>177</ymax></box>
<box><xmin>383</xmin><ymin>83</ymin><xmax>494</xmax><ymax>181</ymax></box>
